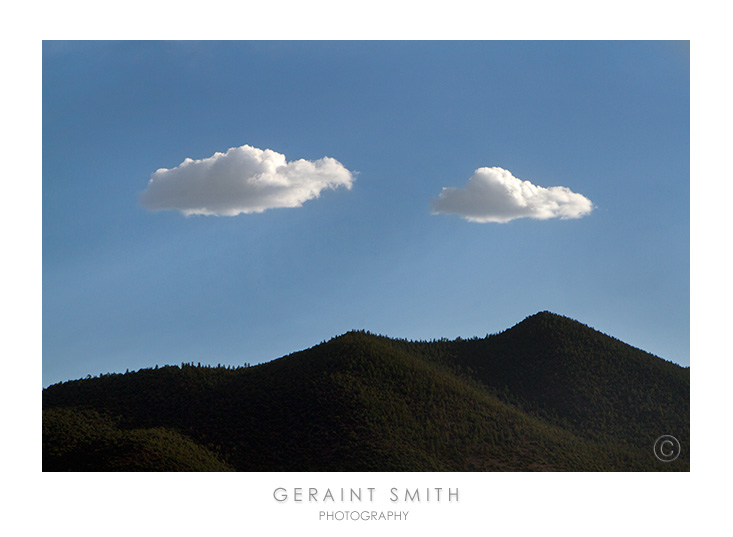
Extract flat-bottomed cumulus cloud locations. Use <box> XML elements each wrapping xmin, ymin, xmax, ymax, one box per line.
<box><xmin>430</xmin><ymin>167</ymin><xmax>593</xmax><ymax>223</ymax></box>
<box><xmin>140</xmin><ymin>144</ymin><xmax>355</xmax><ymax>216</ymax></box>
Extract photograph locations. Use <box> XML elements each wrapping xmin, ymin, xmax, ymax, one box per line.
<box><xmin>28</xmin><ymin>30</ymin><xmax>723</xmax><ymax>535</ymax></box>
<box><xmin>42</xmin><ymin>40</ymin><xmax>690</xmax><ymax>474</ymax></box>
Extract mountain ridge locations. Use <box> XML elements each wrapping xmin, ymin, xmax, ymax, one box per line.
<box><xmin>43</xmin><ymin>311</ymin><xmax>690</xmax><ymax>471</ymax></box>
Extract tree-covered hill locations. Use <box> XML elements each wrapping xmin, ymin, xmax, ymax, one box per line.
<box><xmin>42</xmin><ymin>311</ymin><xmax>689</xmax><ymax>471</ymax></box>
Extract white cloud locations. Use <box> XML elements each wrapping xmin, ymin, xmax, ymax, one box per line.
<box><xmin>140</xmin><ymin>144</ymin><xmax>355</xmax><ymax>216</ymax></box>
<box><xmin>430</xmin><ymin>167</ymin><xmax>593</xmax><ymax>223</ymax></box>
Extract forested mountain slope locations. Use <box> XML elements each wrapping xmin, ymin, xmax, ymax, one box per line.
<box><xmin>43</xmin><ymin>312</ymin><xmax>689</xmax><ymax>471</ymax></box>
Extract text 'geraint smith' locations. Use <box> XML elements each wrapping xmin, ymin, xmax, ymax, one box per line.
<box><xmin>273</xmin><ymin>487</ymin><xmax>459</xmax><ymax>502</ymax></box>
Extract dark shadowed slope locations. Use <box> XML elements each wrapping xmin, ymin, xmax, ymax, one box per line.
<box><xmin>436</xmin><ymin>312</ymin><xmax>689</xmax><ymax>452</ymax></box>
<box><xmin>42</xmin><ymin>312</ymin><xmax>689</xmax><ymax>471</ymax></box>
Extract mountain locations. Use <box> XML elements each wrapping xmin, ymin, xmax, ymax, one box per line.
<box><xmin>42</xmin><ymin>311</ymin><xmax>689</xmax><ymax>471</ymax></box>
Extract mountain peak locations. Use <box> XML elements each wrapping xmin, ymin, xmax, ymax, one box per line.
<box><xmin>521</xmin><ymin>310</ymin><xmax>576</xmax><ymax>324</ymax></box>
<box><xmin>43</xmin><ymin>312</ymin><xmax>689</xmax><ymax>472</ymax></box>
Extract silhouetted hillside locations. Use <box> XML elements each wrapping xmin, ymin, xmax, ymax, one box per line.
<box><xmin>42</xmin><ymin>312</ymin><xmax>689</xmax><ymax>471</ymax></box>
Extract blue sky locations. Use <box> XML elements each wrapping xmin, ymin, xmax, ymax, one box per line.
<box><xmin>42</xmin><ymin>41</ymin><xmax>689</xmax><ymax>387</ymax></box>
